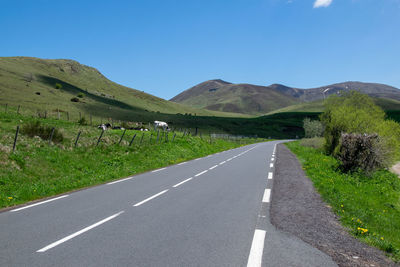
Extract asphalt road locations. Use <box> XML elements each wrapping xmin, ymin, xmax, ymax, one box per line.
<box><xmin>0</xmin><ymin>141</ymin><xmax>337</xmax><ymax>266</ymax></box>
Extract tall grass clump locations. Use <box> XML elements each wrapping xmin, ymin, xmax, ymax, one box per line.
<box><xmin>321</xmin><ymin>91</ymin><xmax>400</xmax><ymax>173</ymax></box>
<box><xmin>21</xmin><ymin>121</ymin><xmax>64</xmax><ymax>143</ymax></box>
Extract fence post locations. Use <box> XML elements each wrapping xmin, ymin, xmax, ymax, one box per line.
<box><xmin>118</xmin><ymin>129</ymin><xmax>126</xmax><ymax>145</ymax></box>
<box><xmin>140</xmin><ymin>133</ymin><xmax>144</xmax><ymax>146</ymax></box>
<box><xmin>74</xmin><ymin>131</ymin><xmax>81</xmax><ymax>147</ymax></box>
<box><xmin>156</xmin><ymin>130</ymin><xmax>160</xmax><ymax>144</ymax></box>
<box><xmin>129</xmin><ymin>133</ymin><xmax>137</xmax><ymax>146</ymax></box>
<box><xmin>48</xmin><ymin>127</ymin><xmax>55</xmax><ymax>145</ymax></box>
<box><xmin>12</xmin><ymin>125</ymin><xmax>19</xmax><ymax>152</ymax></box>
<box><xmin>5</xmin><ymin>103</ymin><xmax>8</xmax><ymax>113</ymax></box>
<box><xmin>44</xmin><ymin>110</ymin><xmax>47</xmax><ymax>119</ymax></box>
<box><xmin>79</xmin><ymin>112</ymin><xmax>82</xmax><ymax>121</ymax></box>
<box><xmin>67</xmin><ymin>111</ymin><xmax>69</xmax><ymax>121</ymax></box>
<box><xmin>96</xmin><ymin>129</ymin><xmax>105</xmax><ymax>146</ymax></box>
<box><xmin>165</xmin><ymin>132</ymin><xmax>168</xmax><ymax>142</ymax></box>
<box><xmin>195</xmin><ymin>127</ymin><xmax>198</xmax><ymax>136</ymax></box>
<box><xmin>90</xmin><ymin>115</ymin><xmax>92</xmax><ymax>125</ymax></box>
<box><xmin>149</xmin><ymin>133</ymin><xmax>153</xmax><ymax>144</ymax></box>
<box><xmin>172</xmin><ymin>133</ymin><xmax>176</xmax><ymax>142</ymax></box>
<box><xmin>17</xmin><ymin>105</ymin><xmax>21</xmax><ymax>114</ymax></box>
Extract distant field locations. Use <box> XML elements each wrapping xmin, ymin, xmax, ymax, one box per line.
<box><xmin>267</xmin><ymin>98</ymin><xmax>400</xmax><ymax>114</ymax></box>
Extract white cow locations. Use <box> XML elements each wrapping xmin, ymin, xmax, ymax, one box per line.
<box><xmin>154</xmin><ymin>120</ymin><xmax>169</xmax><ymax>131</ymax></box>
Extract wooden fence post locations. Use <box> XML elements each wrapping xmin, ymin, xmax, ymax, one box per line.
<box><xmin>67</xmin><ymin>112</ymin><xmax>69</xmax><ymax>121</ymax></box>
<box><xmin>17</xmin><ymin>105</ymin><xmax>21</xmax><ymax>114</ymax></box>
<box><xmin>13</xmin><ymin>126</ymin><xmax>19</xmax><ymax>152</ymax></box>
<box><xmin>74</xmin><ymin>131</ymin><xmax>81</xmax><ymax>147</ymax></box>
<box><xmin>129</xmin><ymin>134</ymin><xmax>137</xmax><ymax>146</ymax></box>
<box><xmin>140</xmin><ymin>133</ymin><xmax>144</xmax><ymax>146</ymax></box>
<box><xmin>79</xmin><ymin>112</ymin><xmax>82</xmax><ymax>121</ymax></box>
<box><xmin>48</xmin><ymin>127</ymin><xmax>55</xmax><ymax>145</ymax></box>
<box><xmin>118</xmin><ymin>129</ymin><xmax>126</xmax><ymax>145</ymax></box>
<box><xmin>172</xmin><ymin>133</ymin><xmax>176</xmax><ymax>142</ymax></box>
<box><xmin>96</xmin><ymin>129</ymin><xmax>105</xmax><ymax>146</ymax></box>
<box><xmin>5</xmin><ymin>103</ymin><xmax>8</xmax><ymax>113</ymax></box>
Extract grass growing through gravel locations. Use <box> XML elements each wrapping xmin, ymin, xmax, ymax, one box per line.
<box><xmin>286</xmin><ymin>141</ymin><xmax>400</xmax><ymax>262</ymax></box>
<box><xmin>0</xmin><ymin>111</ymin><xmax>265</xmax><ymax>209</ymax></box>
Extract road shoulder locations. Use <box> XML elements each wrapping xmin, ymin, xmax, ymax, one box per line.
<box><xmin>270</xmin><ymin>143</ymin><xmax>398</xmax><ymax>267</ymax></box>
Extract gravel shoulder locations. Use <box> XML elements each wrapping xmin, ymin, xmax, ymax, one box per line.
<box><xmin>270</xmin><ymin>143</ymin><xmax>398</xmax><ymax>267</ymax></box>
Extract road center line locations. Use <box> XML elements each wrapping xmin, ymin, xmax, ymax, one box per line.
<box><xmin>177</xmin><ymin>162</ymin><xmax>187</xmax><ymax>166</ymax></box>
<box><xmin>247</xmin><ymin>229</ymin><xmax>266</xmax><ymax>267</ymax></box>
<box><xmin>209</xmin><ymin>165</ymin><xmax>218</xmax><ymax>170</ymax></box>
<box><xmin>172</xmin><ymin>178</ymin><xmax>193</xmax><ymax>188</ymax></box>
<box><xmin>10</xmin><ymin>195</ymin><xmax>69</xmax><ymax>212</ymax></box>
<box><xmin>270</xmin><ymin>163</ymin><xmax>274</xmax><ymax>168</ymax></box>
<box><xmin>37</xmin><ymin>211</ymin><xmax>124</xmax><ymax>252</ymax></box>
<box><xmin>195</xmin><ymin>170</ymin><xmax>208</xmax><ymax>177</ymax></box>
<box><xmin>152</xmin><ymin>167</ymin><xmax>166</xmax><ymax>173</ymax></box>
<box><xmin>268</xmin><ymin>172</ymin><xmax>273</xmax><ymax>180</ymax></box>
<box><xmin>219</xmin><ymin>161</ymin><xmax>226</xmax><ymax>165</ymax></box>
<box><xmin>133</xmin><ymin>190</ymin><xmax>168</xmax><ymax>207</ymax></box>
<box><xmin>107</xmin><ymin>176</ymin><xmax>134</xmax><ymax>185</ymax></box>
<box><xmin>262</xmin><ymin>189</ymin><xmax>271</xmax><ymax>203</ymax></box>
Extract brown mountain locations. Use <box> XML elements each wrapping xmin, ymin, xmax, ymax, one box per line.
<box><xmin>170</xmin><ymin>80</ymin><xmax>400</xmax><ymax>115</ymax></box>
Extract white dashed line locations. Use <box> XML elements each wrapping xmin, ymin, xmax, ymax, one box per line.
<box><xmin>194</xmin><ymin>158</ymin><xmax>201</xmax><ymax>161</ymax></box>
<box><xmin>262</xmin><ymin>189</ymin><xmax>271</xmax><ymax>203</ymax></box>
<box><xmin>107</xmin><ymin>176</ymin><xmax>134</xmax><ymax>185</ymax></box>
<box><xmin>209</xmin><ymin>165</ymin><xmax>218</xmax><ymax>170</ymax></box>
<box><xmin>195</xmin><ymin>170</ymin><xmax>208</xmax><ymax>177</ymax></box>
<box><xmin>268</xmin><ymin>172</ymin><xmax>273</xmax><ymax>180</ymax></box>
<box><xmin>177</xmin><ymin>162</ymin><xmax>187</xmax><ymax>166</ymax></box>
<box><xmin>152</xmin><ymin>167</ymin><xmax>166</xmax><ymax>173</ymax></box>
<box><xmin>172</xmin><ymin>178</ymin><xmax>193</xmax><ymax>188</ymax></box>
<box><xmin>10</xmin><ymin>195</ymin><xmax>69</xmax><ymax>212</ymax></box>
<box><xmin>270</xmin><ymin>163</ymin><xmax>274</xmax><ymax>168</ymax></box>
<box><xmin>219</xmin><ymin>161</ymin><xmax>226</xmax><ymax>165</ymax></box>
<box><xmin>133</xmin><ymin>190</ymin><xmax>168</xmax><ymax>207</ymax></box>
<box><xmin>247</xmin><ymin>229</ymin><xmax>266</xmax><ymax>267</ymax></box>
<box><xmin>37</xmin><ymin>211</ymin><xmax>124</xmax><ymax>252</ymax></box>
<box><xmin>226</xmin><ymin>158</ymin><xmax>232</xmax><ymax>162</ymax></box>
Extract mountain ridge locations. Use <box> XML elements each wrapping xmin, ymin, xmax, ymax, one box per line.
<box><xmin>171</xmin><ymin>80</ymin><xmax>400</xmax><ymax>115</ymax></box>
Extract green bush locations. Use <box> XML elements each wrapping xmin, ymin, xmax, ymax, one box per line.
<box><xmin>321</xmin><ymin>91</ymin><xmax>400</xmax><ymax>170</ymax></box>
<box><xmin>303</xmin><ymin>118</ymin><xmax>324</xmax><ymax>138</ymax></box>
<box><xmin>77</xmin><ymin>93</ymin><xmax>85</xmax><ymax>98</ymax></box>
<box><xmin>21</xmin><ymin>121</ymin><xmax>64</xmax><ymax>143</ymax></box>
<box><xmin>55</xmin><ymin>83</ymin><xmax>62</xmax><ymax>89</ymax></box>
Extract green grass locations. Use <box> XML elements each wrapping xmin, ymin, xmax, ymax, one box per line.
<box><xmin>286</xmin><ymin>141</ymin><xmax>400</xmax><ymax>262</ymax></box>
<box><xmin>0</xmin><ymin>111</ymin><xmax>266</xmax><ymax>209</ymax></box>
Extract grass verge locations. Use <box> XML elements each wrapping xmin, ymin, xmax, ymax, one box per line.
<box><xmin>286</xmin><ymin>141</ymin><xmax>400</xmax><ymax>262</ymax></box>
<box><xmin>0</xmin><ymin>111</ymin><xmax>265</xmax><ymax>209</ymax></box>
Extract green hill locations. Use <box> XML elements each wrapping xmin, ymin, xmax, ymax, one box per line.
<box><xmin>0</xmin><ymin>57</ymin><xmax>246</xmax><ymax>121</ymax></box>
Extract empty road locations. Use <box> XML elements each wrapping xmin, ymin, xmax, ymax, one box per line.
<box><xmin>0</xmin><ymin>141</ymin><xmax>336</xmax><ymax>266</ymax></box>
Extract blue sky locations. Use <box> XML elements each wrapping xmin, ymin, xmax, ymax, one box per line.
<box><xmin>1</xmin><ymin>0</ymin><xmax>399</xmax><ymax>99</ymax></box>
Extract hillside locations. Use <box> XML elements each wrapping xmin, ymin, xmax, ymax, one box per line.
<box><xmin>170</xmin><ymin>80</ymin><xmax>300</xmax><ymax>115</ymax></box>
<box><xmin>171</xmin><ymin>80</ymin><xmax>400</xmax><ymax>115</ymax></box>
<box><xmin>0</xmin><ymin>57</ymin><xmax>246</xmax><ymax>121</ymax></box>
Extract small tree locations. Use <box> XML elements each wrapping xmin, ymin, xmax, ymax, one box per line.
<box><xmin>303</xmin><ymin>118</ymin><xmax>324</xmax><ymax>138</ymax></box>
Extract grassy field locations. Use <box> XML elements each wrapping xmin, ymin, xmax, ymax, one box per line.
<box><xmin>287</xmin><ymin>141</ymin><xmax>400</xmax><ymax>262</ymax></box>
<box><xmin>0</xmin><ymin>110</ymin><xmax>266</xmax><ymax>209</ymax></box>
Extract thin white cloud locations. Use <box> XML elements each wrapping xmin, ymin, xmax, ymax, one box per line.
<box><xmin>313</xmin><ymin>0</ymin><xmax>333</xmax><ymax>8</ymax></box>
